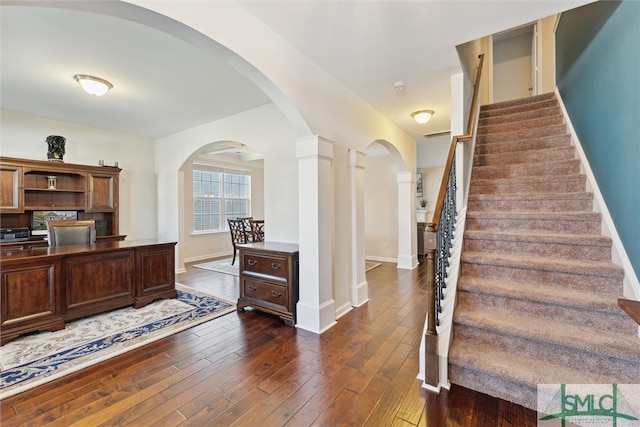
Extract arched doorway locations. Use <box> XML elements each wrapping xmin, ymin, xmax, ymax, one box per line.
<box><xmin>363</xmin><ymin>140</ymin><xmax>416</xmax><ymax>270</ymax></box>
<box><xmin>178</xmin><ymin>141</ymin><xmax>265</xmax><ymax>269</ymax></box>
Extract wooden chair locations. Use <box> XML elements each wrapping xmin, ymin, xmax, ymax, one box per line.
<box><xmin>250</xmin><ymin>220</ymin><xmax>265</xmax><ymax>242</ymax></box>
<box><xmin>46</xmin><ymin>220</ymin><xmax>96</xmax><ymax>246</ymax></box>
<box><xmin>227</xmin><ymin>218</ymin><xmax>249</xmax><ymax>265</ymax></box>
<box><xmin>237</xmin><ymin>217</ymin><xmax>254</xmax><ymax>241</ymax></box>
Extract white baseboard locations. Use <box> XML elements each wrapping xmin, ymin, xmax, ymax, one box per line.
<box><xmin>335</xmin><ymin>301</ymin><xmax>353</xmax><ymax>319</ymax></box>
<box><xmin>184</xmin><ymin>251</ymin><xmax>233</xmax><ymax>264</ymax></box>
<box><xmin>363</xmin><ymin>255</ymin><xmax>396</xmax><ymax>263</ymax></box>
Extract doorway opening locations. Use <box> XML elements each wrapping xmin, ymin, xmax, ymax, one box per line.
<box><xmin>492</xmin><ymin>23</ymin><xmax>537</xmax><ymax>102</ymax></box>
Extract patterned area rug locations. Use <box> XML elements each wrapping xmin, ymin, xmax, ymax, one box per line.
<box><xmin>365</xmin><ymin>261</ymin><xmax>382</xmax><ymax>272</ymax></box>
<box><xmin>193</xmin><ymin>258</ymin><xmax>239</xmax><ymax>276</ymax></box>
<box><xmin>0</xmin><ymin>284</ymin><xmax>235</xmax><ymax>400</ymax></box>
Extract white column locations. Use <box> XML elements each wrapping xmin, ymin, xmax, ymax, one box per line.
<box><xmin>397</xmin><ymin>171</ymin><xmax>417</xmax><ymax>269</ymax></box>
<box><xmin>349</xmin><ymin>150</ymin><xmax>369</xmax><ymax>307</ymax></box>
<box><xmin>296</xmin><ymin>136</ymin><xmax>337</xmax><ymax>334</ymax></box>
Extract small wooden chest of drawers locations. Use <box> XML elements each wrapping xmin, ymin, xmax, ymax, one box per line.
<box><xmin>237</xmin><ymin>242</ymin><xmax>299</xmax><ymax>326</ymax></box>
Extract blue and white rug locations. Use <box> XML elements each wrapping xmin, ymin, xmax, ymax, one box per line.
<box><xmin>0</xmin><ymin>284</ymin><xmax>235</xmax><ymax>400</ymax></box>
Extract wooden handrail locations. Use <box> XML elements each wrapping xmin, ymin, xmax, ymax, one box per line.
<box><xmin>431</xmin><ymin>135</ymin><xmax>460</xmax><ymax>231</ymax></box>
<box><xmin>466</xmin><ymin>54</ymin><xmax>485</xmax><ymax>137</ymax></box>
<box><xmin>431</xmin><ymin>54</ymin><xmax>484</xmax><ymax>230</ymax></box>
<box><xmin>618</xmin><ymin>298</ymin><xmax>640</xmax><ymax>326</ymax></box>
<box><xmin>423</xmin><ymin>53</ymin><xmax>484</xmax><ymax>391</ymax></box>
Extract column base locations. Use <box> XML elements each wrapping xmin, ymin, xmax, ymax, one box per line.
<box><xmin>351</xmin><ymin>280</ymin><xmax>369</xmax><ymax>307</ymax></box>
<box><xmin>296</xmin><ymin>298</ymin><xmax>337</xmax><ymax>334</ymax></box>
<box><xmin>396</xmin><ymin>253</ymin><xmax>417</xmax><ymax>270</ymax></box>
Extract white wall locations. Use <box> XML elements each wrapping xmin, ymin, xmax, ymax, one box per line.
<box><xmin>364</xmin><ymin>150</ymin><xmax>399</xmax><ymax>262</ymax></box>
<box><xmin>0</xmin><ymin>109</ymin><xmax>157</xmax><ymax>240</ymax></box>
<box><xmin>417</xmin><ymin>167</ymin><xmax>445</xmax><ymax>222</ymax></box>
<box><xmin>416</xmin><ymin>135</ymin><xmax>451</xmax><ymax>169</ymax></box>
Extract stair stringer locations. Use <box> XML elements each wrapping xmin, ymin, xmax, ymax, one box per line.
<box><xmin>555</xmin><ymin>88</ymin><xmax>640</xmax><ymax>307</ymax></box>
<box><xmin>418</xmin><ymin>207</ymin><xmax>467</xmax><ymax>391</ymax></box>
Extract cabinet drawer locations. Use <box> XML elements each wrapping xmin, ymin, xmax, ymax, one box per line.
<box><xmin>242</xmin><ymin>253</ymin><xmax>288</xmax><ymax>280</ymax></box>
<box><xmin>242</xmin><ymin>277</ymin><xmax>288</xmax><ymax>309</ymax></box>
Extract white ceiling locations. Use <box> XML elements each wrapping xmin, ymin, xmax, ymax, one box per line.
<box><xmin>1</xmin><ymin>1</ymin><xmax>594</xmax><ymax>142</ymax></box>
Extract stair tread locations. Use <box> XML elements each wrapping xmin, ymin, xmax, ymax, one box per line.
<box><xmin>458</xmin><ymin>275</ymin><xmax>622</xmax><ymax>313</ymax></box>
<box><xmin>450</xmin><ymin>341</ymin><xmax>630</xmax><ymax>387</ymax></box>
<box><xmin>461</xmin><ymin>251</ymin><xmax>624</xmax><ymax>278</ymax></box>
<box><xmin>471</xmin><ymin>174</ymin><xmax>584</xmax><ymax>185</ymax></box>
<box><xmin>477</xmin><ymin>115</ymin><xmax>564</xmax><ymax>133</ymax></box>
<box><xmin>453</xmin><ymin>306</ymin><xmax>640</xmax><ymax>363</ymax></box>
<box><xmin>464</xmin><ymin>230</ymin><xmax>611</xmax><ymax>246</ymax></box>
<box><xmin>475</xmin><ymin>133</ymin><xmax>569</xmax><ymax>146</ymax></box>
<box><xmin>468</xmin><ymin>191</ymin><xmax>592</xmax><ymax>201</ymax></box>
<box><xmin>476</xmin><ymin>123</ymin><xmax>567</xmax><ymax>138</ymax></box>
<box><xmin>478</xmin><ymin>105</ymin><xmax>561</xmax><ymax>123</ymax></box>
<box><xmin>472</xmin><ymin>158</ymin><xmax>578</xmax><ymax>170</ymax></box>
<box><xmin>475</xmin><ymin>144</ymin><xmax>572</xmax><ymax>153</ymax></box>
<box><xmin>466</xmin><ymin>211</ymin><xmax>600</xmax><ymax>219</ymax></box>
<box><xmin>480</xmin><ymin>93</ymin><xmax>556</xmax><ymax>111</ymax></box>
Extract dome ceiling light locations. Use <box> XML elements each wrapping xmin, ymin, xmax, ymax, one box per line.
<box><xmin>73</xmin><ymin>74</ymin><xmax>113</xmax><ymax>96</ymax></box>
<box><xmin>411</xmin><ymin>110</ymin><xmax>434</xmax><ymax>124</ymax></box>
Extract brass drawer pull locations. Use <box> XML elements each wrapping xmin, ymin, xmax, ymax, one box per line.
<box><xmin>271</xmin><ymin>291</ymin><xmax>282</xmax><ymax>298</ymax></box>
<box><xmin>247</xmin><ymin>259</ymin><xmax>258</xmax><ymax>266</ymax></box>
<box><xmin>248</xmin><ymin>286</ymin><xmax>257</xmax><ymax>292</ymax></box>
<box><xmin>271</xmin><ymin>263</ymin><xmax>282</xmax><ymax>270</ymax></box>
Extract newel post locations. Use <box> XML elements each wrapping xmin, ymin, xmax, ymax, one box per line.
<box><xmin>424</xmin><ymin>222</ymin><xmax>439</xmax><ymax>389</ymax></box>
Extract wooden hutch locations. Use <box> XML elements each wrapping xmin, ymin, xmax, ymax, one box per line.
<box><xmin>0</xmin><ymin>157</ymin><xmax>181</xmax><ymax>345</ymax></box>
<box><xmin>0</xmin><ymin>156</ymin><xmax>124</xmax><ymax>246</ymax></box>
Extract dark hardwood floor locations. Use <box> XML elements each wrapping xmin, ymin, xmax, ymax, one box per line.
<box><xmin>0</xmin><ymin>258</ymin><xmax>538</xmax><ymax>426</ymax></box>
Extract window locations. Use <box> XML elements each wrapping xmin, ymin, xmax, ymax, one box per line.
<box><xmin>193</xmin><ymin>167</ymin><xmax>251</xmax><ymax>233</ymax></box>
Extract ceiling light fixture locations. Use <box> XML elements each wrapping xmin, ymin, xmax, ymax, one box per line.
<box><xmin>73</xmin><ymin>74</ymin><xmax>113</xmax><ymax>96</ymax></box>
<box><xmin>411</xmin><ymin>110</ymin><xmax>434</xmax><ymax>124</ymax></box>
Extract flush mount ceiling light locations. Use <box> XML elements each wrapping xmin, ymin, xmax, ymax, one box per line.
<box><xmin>73</xmin><ymin>74</ymin><xmax>113</xmax><ymax>96</ymax></box>
<box><xmin>411</xmin><ymin>110</ymin><xmax>434</xmax><ymax>124</ymax></box>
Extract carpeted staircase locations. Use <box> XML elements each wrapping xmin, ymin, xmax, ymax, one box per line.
<box><xmin>448</xmin><ymin>92</ymin><xmax>640</xmax><ymax>410</ymax></box>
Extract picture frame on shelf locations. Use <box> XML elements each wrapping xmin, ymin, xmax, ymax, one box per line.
<box><xmin>31</xmin><ymin>210</ymin><xmax>78</xmax><ymax>235</ymax></box>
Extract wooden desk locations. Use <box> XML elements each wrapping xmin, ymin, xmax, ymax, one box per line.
<box><xmin>0</xmin><ymin>240</ymin><xmax>176</xmax><ymax>345</ymax></box>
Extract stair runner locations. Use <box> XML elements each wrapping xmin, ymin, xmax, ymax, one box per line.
<box><xmin>448</xmin><ymin>92</ymin><xmax>640</xmax><ymax>410</ymax></box>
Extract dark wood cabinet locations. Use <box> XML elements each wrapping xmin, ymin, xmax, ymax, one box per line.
<box><xmin>0</xmin><ymin>240</ymin><xmax>177</xmax><ymax>345</ymax></box>
<box><xmin>134</xmin><ymin>243</ymin><xmax>177</xmax><ymax>308</ymax></box>
<box><xmin>0</xmin><ymin>163</ymin><xmax>23</xmax><ymax>213</ymax></box>
<box><xmin>0</xmin><ymin>157</ymin><xmax>121</xmax><ymax>240</ymax></box>
<box><xmin>87</xmin><ymin>171</ymin><xmax>117</xmax><ymax>212</ymax></box>
<box><xmin>63</xmin><ymin>249</ymin><xmax>136</xmax><ymax>320</ymax></box>
<box><xmin>0</xmin><ymin>257</ymin><xmax>65</xmax><ymax>343</ymax></box>
<box><xmin>237</xmin><ymin>242</ymin><xmax>299</xmax><ymax>326</ymax></box>
<box><xmin>23</xmin><ymin>168</ymin><xmax>86</xmax><ymax>210</ymax></box>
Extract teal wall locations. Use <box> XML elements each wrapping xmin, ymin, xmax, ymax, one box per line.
<box><xmin>556</xmin><ymin>0</ymin><xmax>640</xmax><ymax>278</ymax></box>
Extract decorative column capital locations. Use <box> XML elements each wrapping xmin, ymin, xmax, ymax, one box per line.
<box><xmin>348</xmin><ymin>150</ymin><xmax>367</xmax><ymax>169</ymax></box>
<box><xmin>396</xmin><ymin>171</ymin><xmax>413</xmax><ymax>184</ymax></box>
<box><xmin>296</xmin><ymin>136</ymin><xmax>334</xmax><ymax>161</ymax></box>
